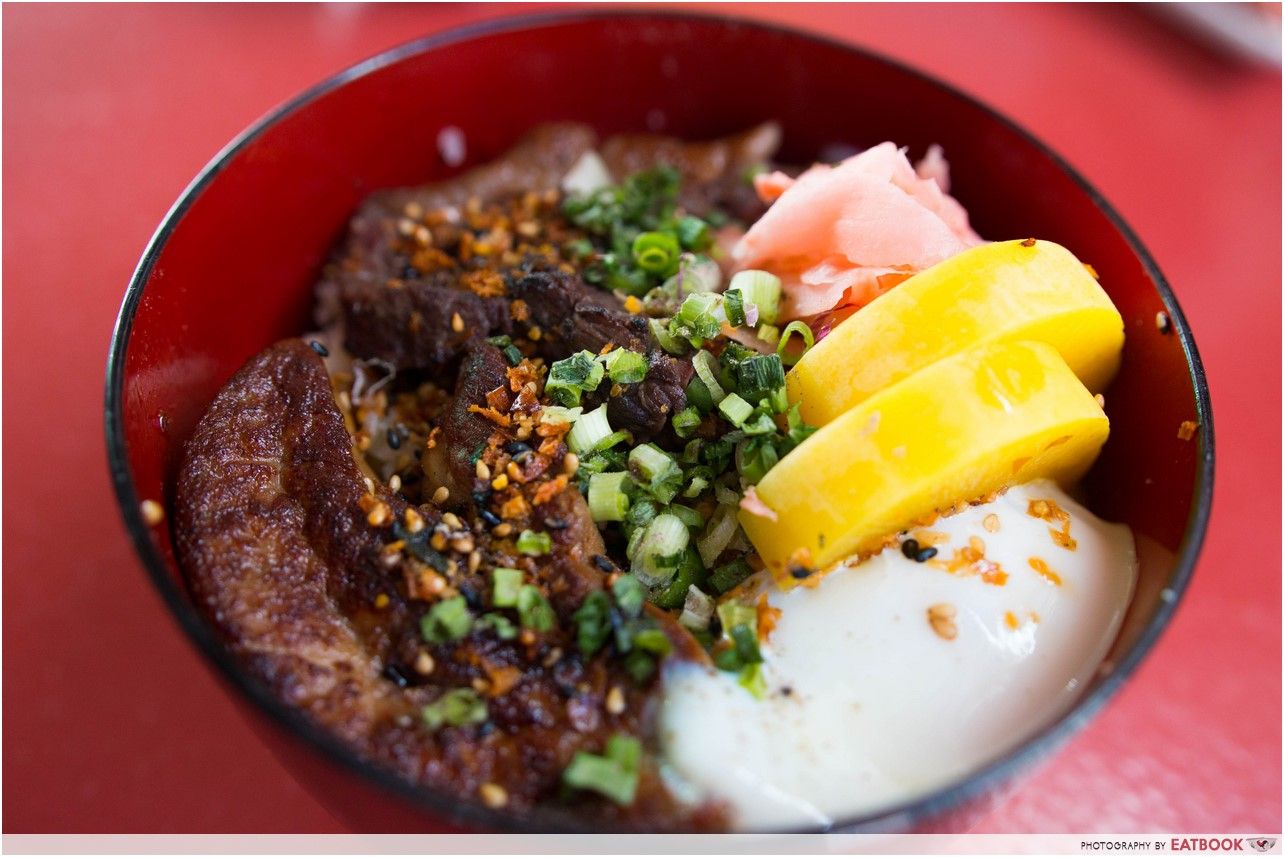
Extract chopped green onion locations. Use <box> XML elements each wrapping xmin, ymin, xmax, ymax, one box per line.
<box><xmin>682</xmin><ymin>474</ymin><xmax>709</xmax><ymax>498</ymax></box>
<box><xmin>632</xmin><ymin>230</ymin><xmax>681</xmax><ymax>275</ymax></box>
<box><xmin>777</xmin><ymin>320</ymin><xmax>816</xmax><ymax>366</ymax></box>
<box><xmin>692</xmin><ymin>350</ymin><xmax>726</xmax><ymax>403</ymax></box>
<box><xmin>567</xmin><ymin>404</ymin><xmax>612</xmax><ymax>454</ymax></box>
<box><xmin>735</xmin><ymin>436</ymin><xmax>780</xmax><ymax>483</ymax></box>
<box><xmin>628</xmin><ymin>443</ymin><xmax>682</xmax><ymax>504</ymax></box>
<box><xmin>713</xmin><ymin>480</ymin><xmax>741</xmax><ymax>506</ymax></box>
<box><xmin>598</xmin><ymin>347</ymin><xmax>648</xmax><ymax>384</ymax></box>
<box><xmin>709</xmin><ymin>558</ymin><xmax>754</xmax><ymax>594</ymax></box>
<box><xmin>546</xmin><ymin>351</ymin><xmax>606</xmax><ymax>407</ymax></box>
<box><xmin>563</xmin><ymin>735</ymin><xmax>642</xmax><ymax>805</ymax></box>
<box><xmin>723</xmin><ymin>288</ymin><xmax>748</xmax><ymax>327</ymax></box>
<box><xmin>623</xmin><ymin>649</ymin><xmax>657</xmax><ymax>683</ymax></box>
<box><xmin>587</xmin><ymin>470</ymin><xmax>631</xmax><ymax>522</ymax></box>
<box><xmin>666</xmin><ymin>504</ymin><xmax>705</xmax><ymax>530</ymax></box>
<box><xmin>670</xmin><ymin>292</ymin><xmax>723</xmax><ymax>345</ymax></box>
<box><xmin>649</xmin><ymin>548</ymin><xmax>705</xmax><ymax>610</ymax></box>
<box><xmin>476</xmin><ymin>612</ymin><xmax>518</xmax><ymax>640</ymax></box>
<box><xmin>676</xmin><ymin>215</ymin><xmax>713</xmax><ymax>251</ymax></box>
<box><xmin>734</xmin><ymin>354</ymin><xmax>786</xmax><ymax>404</ymax></box>
<box><xmin>738</xmin><ymin>662</ymin><xmax>767</xmax><ymax>699</ymax></box>
<box><xmin>419</xmin><ymin>595</ymin><xmax>473</xmax><ymax>644</ymax></box>
<box><xmin>671</xmin><ymin>406</ymin><xmax>703</xmax><ymax>438</ymax></box>
<box><xmin>516</xmin><ymin>530</ymin><xmax>551</xmax><ymax>556</ymax></box>
<box><xmin>421</xmin><ymin>688</ymin><xmax>488</xmax><ymax>730</ymax></box>
<box><xmin>684</xmin><ymin>377</ymin><xmax>715</xmax><ymax>414</ymax></box>
<box><xmin>623</xmin><ymin>498</ymin><xmax>659</xmax><ymax>539</ymax></box>
<box><xmin>649</xmin><ymin>317</ymin><xmax>689</xmax><ymax>356</ymax></box>
<box><xmin>697</xmin><ymin>504</ymin><xmax>740</xmax><ymax>568</ymax></box>
<box><xmin>612</xmin><ymin>574</ymin><xmax>647</xmax><ymax>619</ymax></box>
<box><xmin>678</xmin><ymin>584</ymin><xmax>715</xmax><ymax>631</ymax></box>
<box><xmin>632</xmin><ymin>627</ymin><xmax>673</xmax><ymax>656</ymax></box>
<box><xmin>491</xmin><ymin>567</ymin><xmax>523</xmax><ymax>608</ymax></box>
<box><xmin>486</xmin><ymin>335</ymin><xmax>524</xmax><ymax>365</ymax></box>
<box><xmin>717</xmin><ymin>392</ymin><xmax>753</xmax><ymax>427</ymax></box>
<box><xmin>631</xmin><ymin>514</ymin><xmax>689</xmax><ymax>586</ymax></box>
<box><xmin>728</xmin><ymin>269</ymin><xmax>782</xmax><ymax>325</ymax></box>
<box><xmin>669</xmin><ymin>253</ymin><xmax>721</xmax><ymax>295</ymax></box>
<box><xmin>540</xmin><ymin>405</ymin><xmax>583</xmax><ymax>425</ymax></box>
<box><xmin>591</xmin><ymin>429</ymin><xmax>633</xmax><ymax>454</ymax></box>
<box><xmin>729</xmin><ymin>623</ymin><xmax>763</xmax><ymax>664</ymax></box>
<box><xmin>741</xmin><ymin>411</ymin><xmax>779</xmax><ymax>436</ymax></box>
<box><xmin>757</xmin><ymin>323</ymin><xmax>780</xmax><ymax>345</ymax></box>
<box><xmin>571</xmin><ymin>590</ymin><xmax>612</xmax><ymax>656</ymax></box>
<box><xmin>516</xmin><ymin>585</ymin><xmax>555</xmax><ymax>632</ymax></box>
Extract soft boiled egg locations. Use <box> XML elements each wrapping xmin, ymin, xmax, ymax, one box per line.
<box><xmin>658</xmin><ymin>479</ymin><xmax>1136</xmax><ymax>830</ymax></box>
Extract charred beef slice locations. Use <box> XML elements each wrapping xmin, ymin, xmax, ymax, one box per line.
<box><xmin>510</xmin><ymin>270</ymin><xmax>693</xmax><ymax>441</ymax></box>
<box><xmin>176</xmin><ymin>338</ymin><xmax>721</xmax><ymax>829</ymax></box>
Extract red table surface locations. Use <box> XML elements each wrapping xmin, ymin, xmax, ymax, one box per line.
<box><xmin>3</xmin><ymin>2</ymin><xmax>1279</xmax><ymax>835</ymax></box>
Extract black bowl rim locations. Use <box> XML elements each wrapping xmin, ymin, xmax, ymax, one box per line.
<box><xmin>105</xmin><ymin>8</ymin><xmax>1215</xmax><ymax>835</ymax></box>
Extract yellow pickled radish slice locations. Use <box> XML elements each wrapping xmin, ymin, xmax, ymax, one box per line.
<box><xmin>741</xmin><ymin>340</ymin><xmax>1109</xmax><ymax>586</ymax></box>
<box><xmin>788</xmin><ymin>239</ymin><xmax>1124</xmax><ymax>426</ymax></box>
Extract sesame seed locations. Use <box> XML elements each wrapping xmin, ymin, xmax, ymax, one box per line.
<box><xmin>468</xmin><ymin>551</ymin><xmax>482</xmax><ymax>573</ymax></box>
<box><xmin>475</xmin><ymin>459</ymin><xmax>491</xmax><ymax>480</ymax></box>
<box><xmin>562</xmin><ymin>452</ymin><xmax>580</xmax><ymax>477</ymax></box>
<box><xmin>450</xmin><ymin>536</ymin><xmax>475</xmax><ymax>555</ymax></box>
<box><xmin>388</xmin><ymin>474</ymin><xmax>402</xmax><ymax>493</ymax></box>
<box><xmin>983</xmin><ymin>513</ymin><xmax>1000</xmax><ymax>533</ymax></box>
<box><xmin>479</xmin><ymin>782</ymin><xmax>508</xmax><ymax>809</ymax></box>
<box><xmin>491</xmin><ymin>473</ymin><xmax>509</xmax><ymax>491</ymax></box>
<box><xmin>451</xmin><ymin>312</ymin><xmax>465</xmax><ymax>333</ymax></box>
<box><xmin>414</xmin><ymin>650</ymin><xmax>435</xmax><ymax>675</ymax></box>
<box><xmin>404</xmin><ymin>507</ymin><xmax>425</xmax><ymax>533</ymax></box>
<box><xmin>492</xmin><ymin>522</ymin><xmax>513</xmax><ymax>538</ymax></box>
<box><xmin>430</xmin><ymin>531</ymin><xmax>448</xmax><ymax>551</ymax></box>
<box><xmin>366</xmin><ymin>503</ymin><xmax>391</xmax><ymax>527</ymax></box>
<box><xmin>140</xmin><ymin>499</ymin><xmax>165</xmax><ymax>526</ymax></box>
<box><xmin>927</xmin><ymin>603</ymin><xmax>958</xmax><ymax>640</ymax></box>
<box><xmin>442</xmin><ymin>512</ymin><xmax>463</xmax><ymax>530</ymax></box>
<box><xmin>1094</xmin><ymin>394</ymin><xmax>1106</xmax><ymax>408</ymax></box>
<box><xmin>1155</xmin><ymin>311</ymin><xmax>1172</xmax><ymax>334</ymax></box>
<box><xmin>431</xmin><ymin>486</ymin><xmax>451</xmax><ymax>505</ymax></box>
<box><xmin>308</xmin><ymin>340</ymin><xmax>329</xmax><ymax>357</ymax></box>
<box><xmin>605</xmin><ymin>686</ymin><xmax>626</xmax><ymax>715</ymax></box>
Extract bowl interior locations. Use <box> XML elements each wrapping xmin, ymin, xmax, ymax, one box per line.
<box><xmin>108</xmin><ymin>12</ymin><xmax>1211</xmax><ymax>832</ymax></box>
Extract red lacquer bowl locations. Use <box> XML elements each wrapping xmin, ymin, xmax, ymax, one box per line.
<box><xmin>105</xmin><ymin>11</ymin><xmax>1213</xmax><ymax>834</ymax></box>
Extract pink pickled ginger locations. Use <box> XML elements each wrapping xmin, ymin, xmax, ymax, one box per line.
<box><xmin>736</xmin><ymin>143</ymin><xmax>982</xmax><ymax>321</ymax></box>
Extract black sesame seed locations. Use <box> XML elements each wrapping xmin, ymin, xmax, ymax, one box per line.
<box><xmin>592</xmin><ymin>555</ymin><xmax>617</xmax><ymax>573</ymax></box>
<box><xmin>401</xmin><ymin>264</ymin><xmax>420</xmax><ymax>280</ymax></box>
<box><xmin>308</xmin><ymin>340</ymin><xmax>329</xmax><ymax>357</ymax></box>
<box><xmin>900</xmin><ymin>538</ymin><xmax>921</xmax><ymax>560</ymax></box>
<box><xmin>915</xmin><ymin>547</ymin><xmax>938</xmax><ymax>563</ymax></box>
<box><xmin>472</xmin><ymin>491</ymin><xmax>491</xmax><ymax>509</ymax></box>
<box><xmin>381</xmin><ymin>664</ymin><xmax>410</xmax><ymax>688</ymax></box>
<box><xmin>544</xmin><ymin>516</ymin><xmax>570</xmax><ymax>530</ymax></box>
<box><xmin>789</xmin><ymin>566</ymin><xmax>812</xmax><ymax>580</ymax></box>
<box><xmin>479</xmin><ymin>509</ymin><xmax>502</xmax><ymax>527</ymax></box>
<box><xmin>504</xmin><ymin>441</ymin><xmax>533</xmax><ymax>459</ymax></box>
<box><xmin>780</xmin><ymin>686</ymin><xmax>794</xmax><ymax>697</ymax></box>
<box><xmin>386</xmin><ymin>427</ymin><xmax>403</xmax><ymax>450</ymax></box>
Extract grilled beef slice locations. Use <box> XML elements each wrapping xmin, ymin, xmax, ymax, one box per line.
<box><xmin>176</xmin><ymin>339</ymin><xmax>721</xmax><ymax>829</ymax></box>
